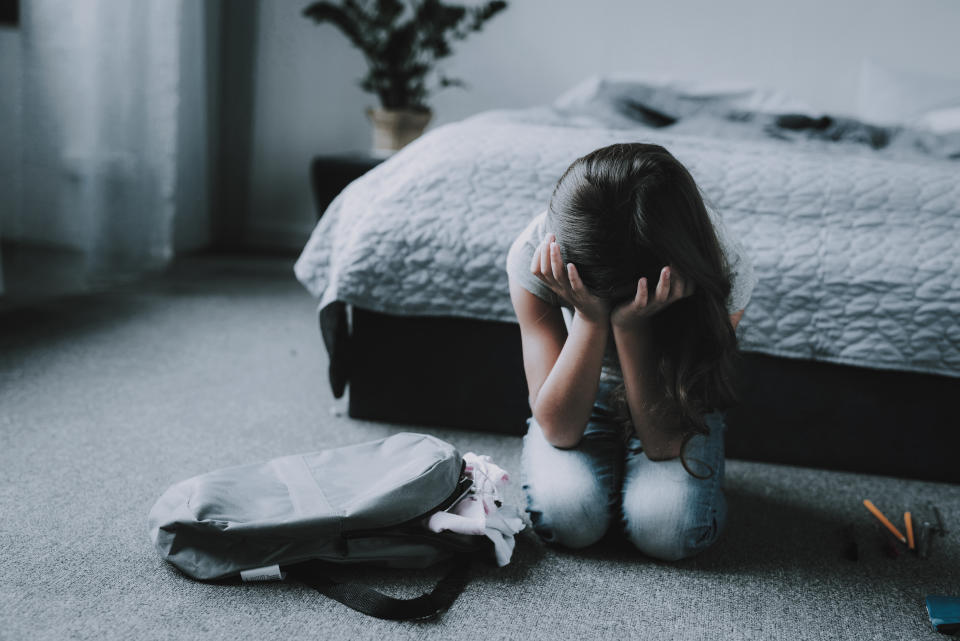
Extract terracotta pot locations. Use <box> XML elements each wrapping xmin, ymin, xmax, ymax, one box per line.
<box><xmin>365</xmin><ymin>106</ymin><xmax>433</xmax><ymax>157</ymax></box>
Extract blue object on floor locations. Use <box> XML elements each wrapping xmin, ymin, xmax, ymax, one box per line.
<box><xmin>926</xmin><ymin>595</ymin><xmax>960</xmax><ymax>634</ymax></box>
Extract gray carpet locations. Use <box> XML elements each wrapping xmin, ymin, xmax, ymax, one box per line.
<box><xmin>1</xmin><ymin>253</ymin><xmax>957</xmax><ymax>641</ymax></box>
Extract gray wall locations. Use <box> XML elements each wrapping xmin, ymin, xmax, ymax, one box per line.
<box><xmin>244</xmin><ymin>0</ymin><xmax>960</xmax><ymax>251</ymax></box>
<box><xmin>3</xmin><ymin>1</ymin><xmax>959</xmax><ymax>257</ymax></box>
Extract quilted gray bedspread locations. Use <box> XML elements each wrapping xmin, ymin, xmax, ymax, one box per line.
<box><xmin>295</xmin><ymin>82</ymin><xmax>960</xmax><ymax>379</ymax></box>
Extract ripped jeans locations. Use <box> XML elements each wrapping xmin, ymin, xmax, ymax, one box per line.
<box><xmin>520</xmin><ymin>375</ymin><xmax>728</xmax><ymax>561</ymax></box>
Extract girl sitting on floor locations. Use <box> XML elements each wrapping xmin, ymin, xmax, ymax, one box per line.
<box><xmin>505</xmin><ymin>142</ymin><xmax>755</xmax><ymax>560</ymax></box>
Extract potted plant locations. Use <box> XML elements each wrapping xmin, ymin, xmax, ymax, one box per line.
<box><xmin>303</xmin><ymin>0</ymin><xmax>508</xmax><ymax>157</ymax></box>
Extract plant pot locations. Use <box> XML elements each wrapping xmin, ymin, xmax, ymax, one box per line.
<box><xmin>365</xmin><ymin>106</ymin><xmax>433</xmax><ymax>158</ymax></box>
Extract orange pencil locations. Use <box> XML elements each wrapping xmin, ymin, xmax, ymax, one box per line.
<box><xmin>904</xmin><ymin>511</ymin><xmax>915</xmax><ymax>549</ymax></box>
<box><xmin>863</xmin><ymin>499</ymin><xmax>907</xmax><ymax>544</ymax></box>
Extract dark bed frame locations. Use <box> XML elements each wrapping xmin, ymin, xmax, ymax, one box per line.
<box><xmin>310</xmin><ymin>156</ymin><xmax>958</xmax><ymax>484</ymax></box>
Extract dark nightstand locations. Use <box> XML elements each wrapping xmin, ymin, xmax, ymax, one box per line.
<box><xmin>309</xmin><ymin>154</ymin><xmax>385</xmax><ymax>220</ymax></box>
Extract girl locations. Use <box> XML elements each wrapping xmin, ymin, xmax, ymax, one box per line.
<box><xmin>505</xmin><ymin>142</ymin><xmax>755</xmax><ymax>561</ymax></box>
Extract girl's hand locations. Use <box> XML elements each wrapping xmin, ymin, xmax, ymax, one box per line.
<box><xmin>610</xmin><ymin>266</ymin><xmax>694</xmax><ymax>331</ymax></box>
<box><xmin>531</xmin><ymin>232</ymin><xmax>610</xmax><ymax>324</ymax></box>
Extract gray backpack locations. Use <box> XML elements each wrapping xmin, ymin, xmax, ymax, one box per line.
<box><xmin>148</xmin><ymin>432</ymin><xmax>493</xmax><ymax>620</ymax></box>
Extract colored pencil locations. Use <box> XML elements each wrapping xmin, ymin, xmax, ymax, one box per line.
<box><xmin>863</xmin><ymin>499</ymin><xmax>907</xmax><ymax>543</ymax></box>
<box><xmin>905</xmin><ymin>511</ymin><xmax>915</xmax><ymax>550</ymax></box>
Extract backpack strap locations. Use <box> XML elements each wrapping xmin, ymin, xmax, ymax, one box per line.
<box><xmin>285</xmin><ymin>555</ymin><xmax>472</xmax><ymax>621</ymax></box>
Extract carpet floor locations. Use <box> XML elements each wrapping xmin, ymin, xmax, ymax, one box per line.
<box><xmin>1</xmin><ymin>253</ymin><xmax>957</xmax><ymax>641</ymax></box>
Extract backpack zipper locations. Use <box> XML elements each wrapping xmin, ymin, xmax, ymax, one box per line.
<box><xmin>342</xmin><ymin>459</ymin><xmax>472</xmax><ymax>539</ymax></box>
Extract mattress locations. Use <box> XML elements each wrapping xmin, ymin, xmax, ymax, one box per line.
<box><xmin>295</xmin><ymin>78</ymin><xmax>960</xmax><ymax>379</ymax></box>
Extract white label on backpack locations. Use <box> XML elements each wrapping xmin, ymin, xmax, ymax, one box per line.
<box><xmin>240</xmin><ymin>564</ymin><xmax>286</xmax><ymax>582</ymax></box>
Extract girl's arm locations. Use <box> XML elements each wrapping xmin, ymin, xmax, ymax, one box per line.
<box><xmin>509</xmin><ymin>275</ymin><xmax>609</xmax><ymax>449</ymax></box>
<box><xmin>509</xmin><ymin>232</ymin><xmax>613</xmax><ymax>449</ymax></box>
<box><xmin>730</xmin><ymin>309</ymin><xmax>744</xmax><ymax>331</ymax></box>
<box><xmin>613</xmin><ymin>309</ymin><xmax>745</xmax><ymax>460</ymax></box>
<box><xmin>609</xmin><ymin>268</ymin><xmax>743</xmax><ymax>459</ymax></box>
<box><xmin>611</xmin><ymin>322</ymin><xmax>685</xmax><ymax>460</ymax></box>
<box><xmin>532</xmin><ymin>308</ymin><xmax>609</xmax><ymax>448</ymax></box>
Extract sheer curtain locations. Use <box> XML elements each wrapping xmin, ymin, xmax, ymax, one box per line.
<box><xmin>6</xmin><ymin>0</ymin><xmax>183</xmax><ymax>301</ymax></box>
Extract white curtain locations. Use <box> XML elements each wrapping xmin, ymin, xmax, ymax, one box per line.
<box><xmin>12</xmin><ymin>0</ymin><xmax>183</xmax><ymax>293</ymax></box>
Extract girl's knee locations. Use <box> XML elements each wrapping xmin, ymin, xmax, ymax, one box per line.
<box><xmin>527</xmin><ymin>481</ymin><xmax>611</xmax><ymax>549</ymax></box>
<box><xmin>621</xmin><ymin>479</ymin><xmax>727</xmax><ymax>561</ymax></box>
<box><xmin>521</xmin><ymin>419</ymin><xmax>612</xmax><ymax>549</ymax></box>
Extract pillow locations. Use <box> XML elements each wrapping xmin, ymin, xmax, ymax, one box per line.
<box><xmin>915</xmin><ymin>106</ymin><xmax>960</xmax><ymax>134</ymax></box>
<box><xmin>857</xmin><ymin>58</ymin><xmax>960</xmax><ymax>128</ymax></box>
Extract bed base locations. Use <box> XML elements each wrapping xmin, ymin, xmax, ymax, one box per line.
<box><xmin>326</xmin><ymin>303</ymin><xmax>956</xmax><ymax>483</ymax></box>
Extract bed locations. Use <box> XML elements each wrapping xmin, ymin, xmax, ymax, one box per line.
<box><xmin>295</xmin><ymin>76</ymin><xmax>960</xmax><ymax>483</ymax></box>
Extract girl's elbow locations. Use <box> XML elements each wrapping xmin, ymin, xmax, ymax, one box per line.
<box><xmin>548</xmin><ymin>433</ymin><xmax>582</xmax><ymax>449</ymax></box>
<box><xmin>537</xmin><ymin>416</ymin><xmax>584</xmax><ymax>449</ymax></box>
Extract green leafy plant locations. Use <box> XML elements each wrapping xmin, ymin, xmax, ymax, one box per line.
<box><xmin>303</xmin><ymin>0</ymin><xmax>507</xmax><ymax>112</ymax></box>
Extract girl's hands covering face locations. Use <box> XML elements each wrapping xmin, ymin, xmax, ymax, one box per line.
<box><xmin>610</xmin><ymin>266</ymin><xmax>695</xmax><ymax>330</ymax></box>
<box><xmin>531</xmin><ymin>233</ymin><xmax>610</xmax><ymax>324</ymax></box>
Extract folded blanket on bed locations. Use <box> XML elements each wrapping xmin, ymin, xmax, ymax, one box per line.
<box><xmin>294</xmin><ymin>78</ymin><xmax>960</xmax><ymax>379</ymax></box>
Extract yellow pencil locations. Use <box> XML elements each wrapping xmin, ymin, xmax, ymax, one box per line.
<box><xmin>905</xmin><ymin>511</ymin><xmax>915</xmax><ymax>550</ymax></box>
<box><xmin>863</xmin><ymin>499</ymin><xmax>907</xmax><ymax>543</ymax></box>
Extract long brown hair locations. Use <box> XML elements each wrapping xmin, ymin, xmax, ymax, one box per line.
<box><xmin>547</xmin><ymin>142</ymin><xmax>739</xmax><ymax>479</ymax></box>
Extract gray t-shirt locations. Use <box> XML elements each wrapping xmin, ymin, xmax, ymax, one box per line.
<box><xmin>505</xmin><ymin>207</ymin><xmax>756</xmax><ymax>381</ymax></box>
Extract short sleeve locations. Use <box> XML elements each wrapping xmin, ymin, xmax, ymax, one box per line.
<box><xmin>707</xmin><ymin>206</ymin><xmax>756</xmax><ymax>315</ymax></box>
<box><xmin>505</xmin><ymin>210</ymin><xmax>561</xmax><ymax>306</ymax></box>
